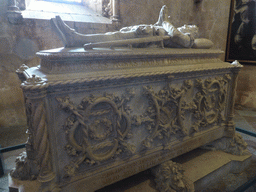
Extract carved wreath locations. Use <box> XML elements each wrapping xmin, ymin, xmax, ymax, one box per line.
<box><xmin>56</xmin><ymin>89</ymin><xmax>135</xmax><ymax>177</ymax></box>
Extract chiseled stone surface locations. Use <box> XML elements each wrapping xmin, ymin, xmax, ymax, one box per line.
<box><xmin>182</xmin><ymin>149</ymin><xmax>251</xmax><ymax>191</ymax></box>
<box><xmin>236</xmin><ymin>65</ymin><xmax>256</xmax><ymax>109</ymax></box>
<box><xmin>9</xmin><ymin>47</ymin><xmax>243</xmax><ymax>191</ymax></box>
<box><xmin>8</xmin><ymin>149</ymin><xmax>253</xmax><ymax>192</ymax></box>
<box><xmin>0</xmin><ymin>0</ymin><xmax>232</xmax><ymax>128</ymax></box>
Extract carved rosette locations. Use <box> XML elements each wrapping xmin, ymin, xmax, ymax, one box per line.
<box><xmin>140</xmin><ymin>80</ymin><xmax>193</xmax><ymax>149</ymax></box>
<box><xmin>57</xmin><ymin>89</ymin><xmax>135</xmax><ymax>177</ymax></box>
<box><xmin>191</xmin><ymin>75</ymin><xmax>230</xmax><ymax>133</ymax></box>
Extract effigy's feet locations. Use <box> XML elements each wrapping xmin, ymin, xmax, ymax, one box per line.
<box><xmin>51</xmin><ymin>16</ymin><xmax>79</xmax><ymax>47</ymax></box>
<box><xmin>155</xmin><ymin>5</ymin><xmax>169</xmax><ymax>26</ymax></box>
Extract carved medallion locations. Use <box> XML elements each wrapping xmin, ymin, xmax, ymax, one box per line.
<box><xmin>191</xmin><ymin>75</ymin><xmax>230</xmax><ymax>133</ymax></box>
<box><xmin>138</xmin><ymin>80</ymin><xmax>193</xmax><ymax>149</ymax></box>
<box><xmin>57</xmin><ymin>89</ymin><xmax>135</xmax><ymax>177</ymax></box>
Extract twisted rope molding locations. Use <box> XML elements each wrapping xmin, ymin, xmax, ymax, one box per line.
<box><xmin>33</xmin><ymin>101</ymin><xmax>55</xmax><ymax>182</ymax></box>
<box><xmin>20</xmin><ymin>64</ymin><xmax>242</xmax><ymax>90</ymax></box>
<box><xmin>21</xmin><ymin>83</ymin><xmax>49</xmax><ymax>91</ymax></box>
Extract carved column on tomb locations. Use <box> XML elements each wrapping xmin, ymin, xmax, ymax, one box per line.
<box><xmin>225</xmin><ymin>60</ymin><xmax>243</xmax><ymax>137</ymax></box>
<box><xmin>21</xmin><ymin>75</ymin><xmax>55</xmax><ymax>183</ymax></box>
<box><xmin>7</xmin><ymin>0</ymin><xmax>23</xmax><ymax>24</ymax></box>
<box><xmin>201</xmin><ymin>61</ymin><xmax>248</xmax><ymax>156</ymax></box>
<box><xmin>11</xmin><ymin>72</ymin><xmax>55</xmax><ymax>184</ymax></box>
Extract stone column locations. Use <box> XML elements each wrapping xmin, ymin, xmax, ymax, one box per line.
<box><xmin>7</xmin><ymin>0</ymin><xmax>23</xmax><ymax>24</ymax></box>
<box><xmin>111</xmin><ymin>0</ymin><xmax>120</xmax><ymax>23</ymax></box>
<box><xmin>225</xmin><ymin>60</ymin><xmax>243</xmax><ymax>137</ymax></box>
<box><xmin>21</xmin><ymin>75</ymin><xmax>55</xmax><ymax>183</ymax></box>
<box><xmin>12</xmin><ymin>69</ymin><xmax>56</xmax><ymax>188</ymax></box>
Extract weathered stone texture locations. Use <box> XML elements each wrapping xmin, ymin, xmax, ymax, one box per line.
<box><xmin>119</xmin><ymin>0</ymin><xmax>231</xmax><ymax>58</ymax></box>
<box><xmin>236</xmin><ymin>65</ymin><xmax>256</xmax><ymax>109</ymax></box>
<box><xmin>0</xmin><ymin>0</ymin><xmax>238</xmax><ymax>128</ymax></box>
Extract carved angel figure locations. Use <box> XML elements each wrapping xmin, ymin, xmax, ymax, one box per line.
<box><xmin>51</xmin><ymin>5</ymin><xmax>213</xmax><ymax>49</ymax></box>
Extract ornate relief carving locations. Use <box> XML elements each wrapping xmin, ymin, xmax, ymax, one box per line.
<box><xmin>10</xmin><ymin>151</ymin><xmax>38</xmax><ymax>180</ymax></box>
<box><xmin>191</xmin><ymin>75</ymin><xmax>230</xmax><ymax>133</ymax></box>
<box><xmin>57</xmin><ymin>88</ymin><xmax>135</xmax><ymax>177</ymax></box>
<box><xmin>11</xmin><ymin>92</ymin><xmax>55</xmax><ymax>182</ymax></box>
<box><xmin>137</xmin><ymin>76</ymin><xmax>229</xmax><ymax>149</ymax></box>
<box><xmin>152</xmin><ymin>160</ymin><xmax>194</xmax><ymax>192</ymax></box>
<box><xmin>21</xmin><ymin>74</ymin><xmax>49</xmax><ymax>92</ymax></box>
<box><xmin>203</xmin><ymin>133</ymin><xmax>248</xmax><ymax>156</ymax></box>
<box><xmin>34</xmin><ymin>100</ymin><xmax>55</xmax><ymax>182</ymax></box>
<box><xmin>102</xmin><ymin>0</ymin><xmax>112</xmax><ymax>18</ymax></box>
<box><xmin>139</xmin><ymin>80</ymin><xmax>193</xmax><ymax>149</ymax></box>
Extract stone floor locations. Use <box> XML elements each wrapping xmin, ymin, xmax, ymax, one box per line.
<box><xmin>1</xmin><ymin>107</ymin><xmax>256</xmax><ymax>192</ymax></box>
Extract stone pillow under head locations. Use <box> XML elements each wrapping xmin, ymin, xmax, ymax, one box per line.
<box><xmin>192</xmin><ymin>38</ymin><xmax>214</xmax><ymax>49</ymax></box>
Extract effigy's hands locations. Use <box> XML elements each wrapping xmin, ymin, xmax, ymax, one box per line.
<box><xmin>134</xmin><ymin>25</ymin><xmax>154</xmax><ymax>36</ymax></box>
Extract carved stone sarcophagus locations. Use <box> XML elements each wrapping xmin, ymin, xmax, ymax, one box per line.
<box><xmin>15</xmin><ymin>48</ymin><xmax>242</xmax><ymax>191</ymax></box>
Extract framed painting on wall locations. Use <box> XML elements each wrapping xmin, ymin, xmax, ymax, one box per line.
<box><xmin>226</xmin><ymin>0</ymin><xmax>256</xmax><ymax>64</ymax></box>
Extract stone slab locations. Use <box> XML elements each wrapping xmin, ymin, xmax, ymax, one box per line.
<box><xmin>9</xmin><ymin>149</ymin><xmax>252</xmax><ymax>192</ymax></box>
<box><xmin>180</xmin><ymin>149</ymin><xmax>252</xmax><ymax>191</ymax></box>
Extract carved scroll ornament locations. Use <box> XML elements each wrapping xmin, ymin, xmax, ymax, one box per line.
<box><xmin>191</xmin><ymin>75</ymin><xmax>230</xmax><ymax>133</ymax></box>
<box><xmin>57</xmin><ymin>89</ymin><xmax>135</xmax><ymax>177</ymax></box>
<box><xmin>136</xmin><ymin>76</ymin><xmax>229</xmax><ymax>149</ymax></box>
<box><xmin>138</xmin><ymin>80</ymin><xmax>193</xmax><ymax>149</ymax></box>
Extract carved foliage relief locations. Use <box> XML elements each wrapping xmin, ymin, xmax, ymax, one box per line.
<box><xmin>57</xmin><ymin>75</ymin><xmax>230</xmax><ymax>177</ymax></box>
<box><xmin>138</xmin><ymin>80</ymin><xmax>193</xmax><ymax>149</ymax></box>
<box><xmin>136</xmin><ymin>75</ymin><xmax>230</xmax><ymax>149</ymax></box>
<box><xmin>56</xmin><ymin>89</ymin><xmax>135</xmax><ymax>177</ymax></box>
<box><xmin>191</xmin><ymin>75</ymin><xmax>231</xmax><ymax>133</ymax></box>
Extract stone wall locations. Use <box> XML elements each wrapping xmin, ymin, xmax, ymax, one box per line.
<box><xmin>119</xmin><ymin>0</ymin><xmax>231</xmax><ymax>59</ymax></box>
<box><xmin>0</xmin><ymin>1</ymin><xmax>113</xmax><ymax>128</ymax></box>
<box><xmin>236</xmin><ymin>66</ymin><xmax>256</xmax><ymax>109</ymax></box>
<box><xmin>0</xmin><ymin>0</ymin><xmax>238</xmax><ymax>128</ymax></box>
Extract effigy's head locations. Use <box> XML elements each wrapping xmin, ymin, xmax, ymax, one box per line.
<box><xmin>178</xmin><ymin>24</ymin><xmax>199</xmax><ymax>39</ymax></box>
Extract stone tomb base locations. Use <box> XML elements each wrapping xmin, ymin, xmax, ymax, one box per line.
<box><xmin>9</xmin><ymin>148</ymin><xmax>252</xmax><ymax>192</ymax></box>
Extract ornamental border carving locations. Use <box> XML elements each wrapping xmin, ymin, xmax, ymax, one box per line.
<box><xmin>47</xmin><ymin>65</ymin><xmax>239</xmax><ymax>88</ymax></box>
<box><xmin>135</xmin><ymin>75</ymin><xmax>229</xmax><ymax>149</ymax></box>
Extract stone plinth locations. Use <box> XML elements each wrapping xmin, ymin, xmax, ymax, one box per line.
<box><xmin>13</xmin><ymin>47</ymin><xmax>243</xmax><ymax>191</ymax></box>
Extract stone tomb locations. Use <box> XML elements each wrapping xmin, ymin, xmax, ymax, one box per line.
<box><xmin>13</xmin><ymin>47</ymin><xmax>244</xmax><ymax>191</ymax></box>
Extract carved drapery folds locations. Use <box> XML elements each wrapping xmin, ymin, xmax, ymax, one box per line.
<box><xmin>57</xmin><ymin>88</ymin><xmax>135</xmax><ymax>177</ymax></box>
